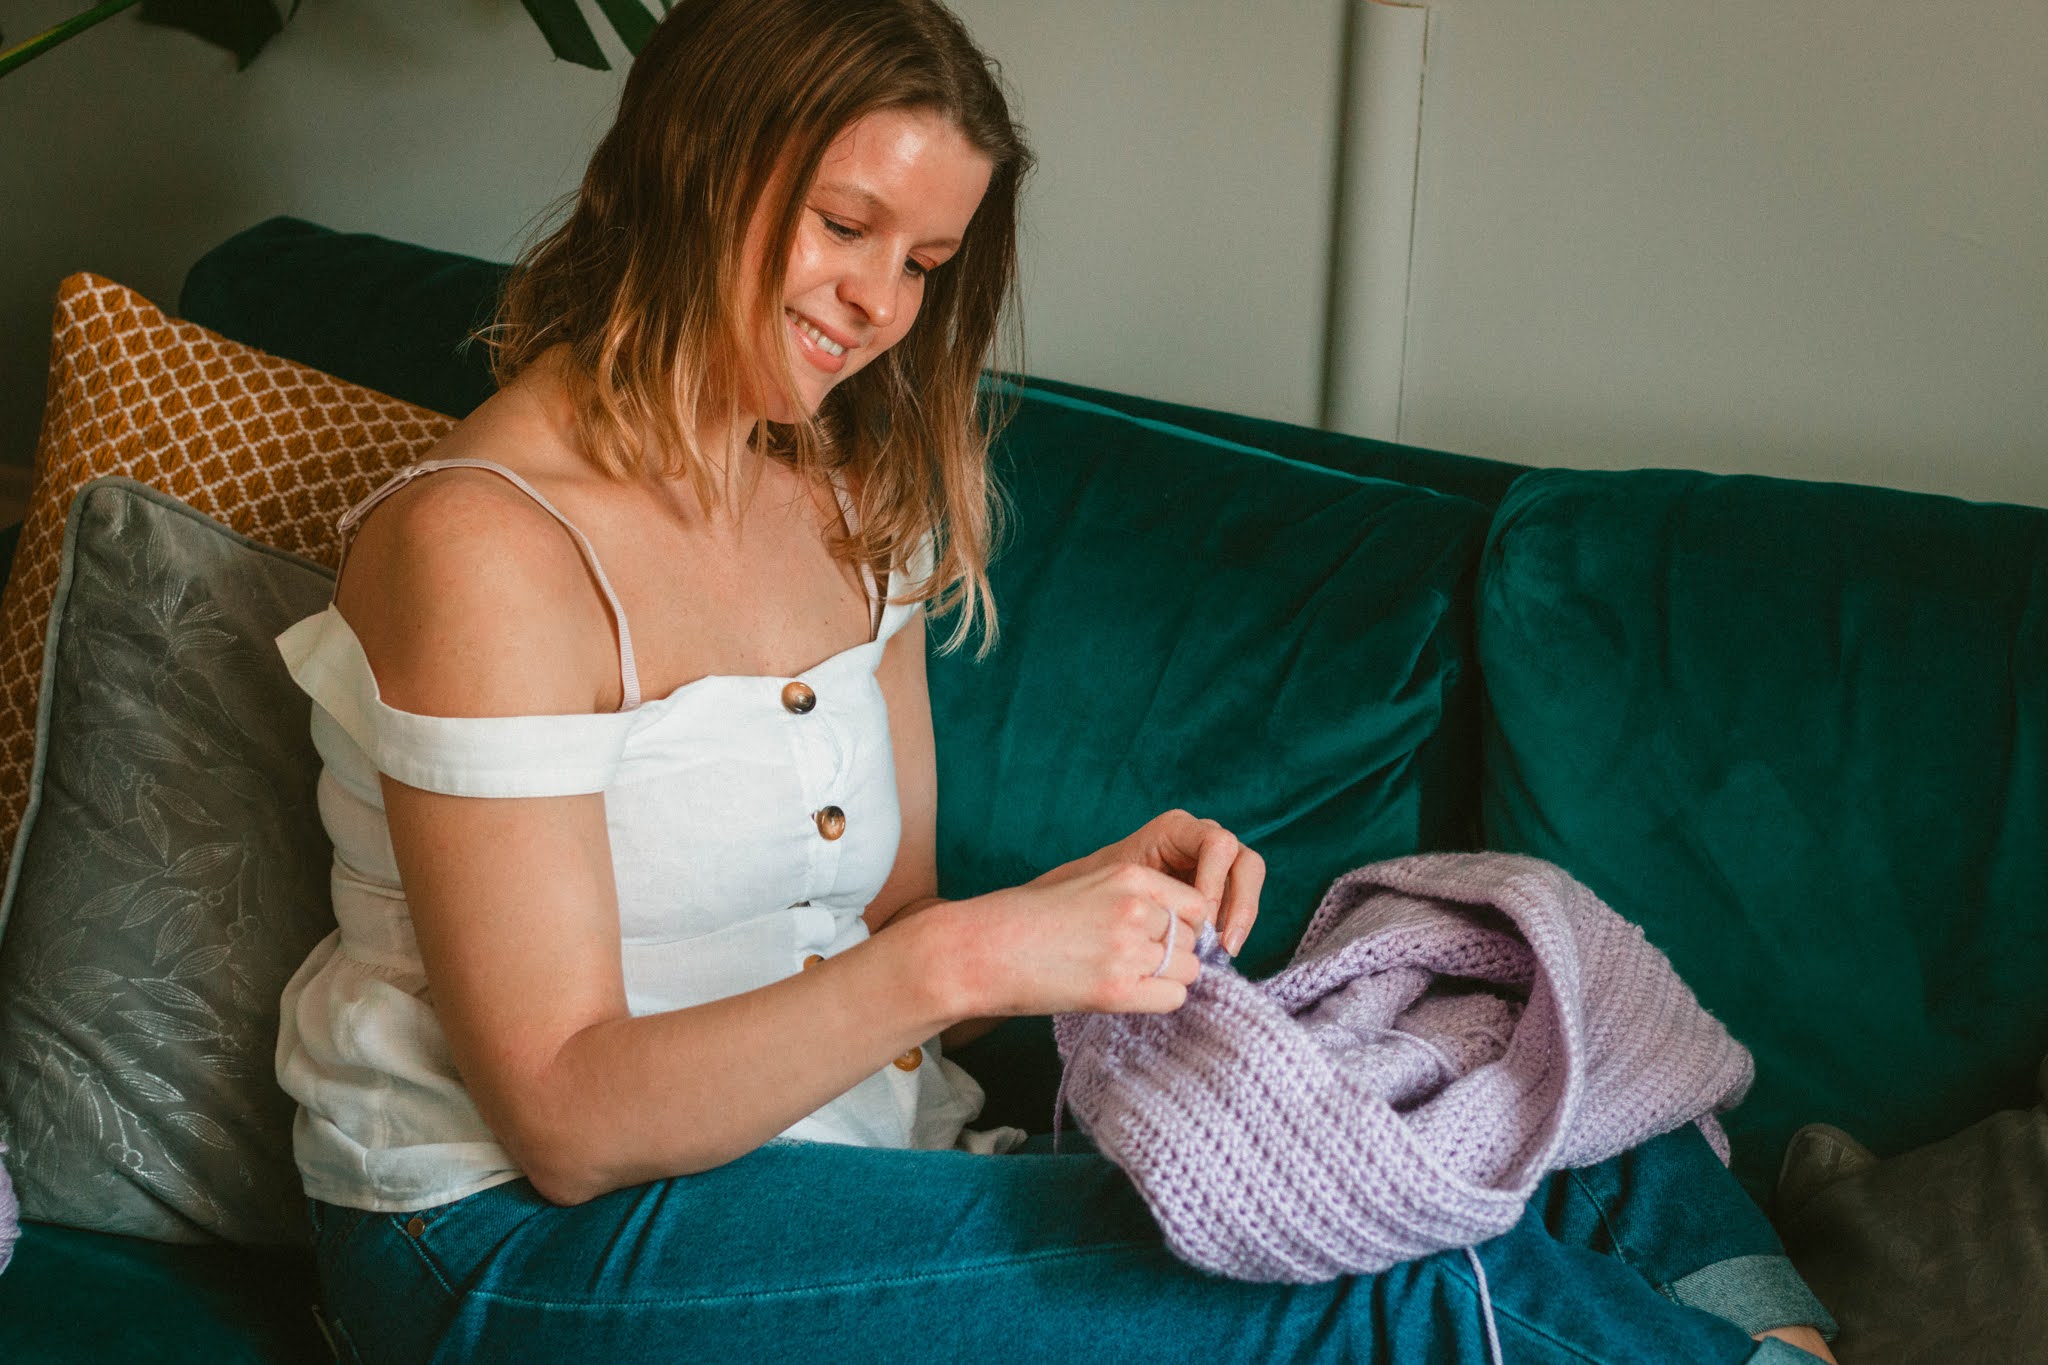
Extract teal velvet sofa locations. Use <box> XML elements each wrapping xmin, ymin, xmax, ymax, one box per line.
<box><xmin>0</xmin><ymin>217</ymin><xmax>2040</xmax><ymax>1361</ymax></box>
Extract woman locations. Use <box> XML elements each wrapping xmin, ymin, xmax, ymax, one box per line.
<box><xmin>275</xmin><ymin>1</ymin><xmax>1839</xmax><ymax>1359</ymax></box>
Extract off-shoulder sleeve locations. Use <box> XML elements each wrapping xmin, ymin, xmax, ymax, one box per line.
<box><xmin>876</xmin><ymin>530</ymin><xmax>939</xmax><ymax>645</ymax></box>
<box><xmin>275</xmin><ymin>607</ymin><xmax>635</xmax><ymax>798</ymax></box>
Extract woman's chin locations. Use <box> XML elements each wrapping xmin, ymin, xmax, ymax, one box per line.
<box><xmin>758</xmin><ymin>400</ymin><xmax>821</xmax><ymax>428</ymax></box>
<box><xmin>759</xmin><ymin>386</ymin><xmax>832</xmax><ymax>427</ymax></box>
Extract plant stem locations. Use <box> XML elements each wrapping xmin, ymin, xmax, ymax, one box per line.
<box><xmin>0</xmin><ymin>0</ymin><xmax>146</xmax><ymax>80</ymax></box>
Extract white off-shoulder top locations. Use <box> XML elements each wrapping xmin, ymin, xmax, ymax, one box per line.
<box><xmin>272</xmin><ymin>457</ymin><xmax>1025</xmax><ymax>1215</ymax></box>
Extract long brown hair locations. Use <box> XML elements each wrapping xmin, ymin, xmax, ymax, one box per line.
<box><xmin>488</xmin><ymin>0</ymin><xmax>1032</xmax><ymax>654</ymax></box>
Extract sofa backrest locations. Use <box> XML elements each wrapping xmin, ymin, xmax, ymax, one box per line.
<box><xmin>1476</xmin><ymin>467</ymin><xmax>2048</xmax><ymax>1193</ymax></box>
<box><xmin>176</xmin><ymin>218</ymin><xmax>2048</xmax><ymax>1181</ymax></box>
<box><xmin>1010</xmin><ymin>374</ymin><xmax>1527</xmax><ymax>507</ymax></box>
<box><xmin>180</xmin><ymin>217</ymin><xmax>1532</xmax><ymax>504</ymax></box>
<box><xmin>180</xmin><ymin>217</ymin><xmax>504</xmax><ymax>422</ymax></box>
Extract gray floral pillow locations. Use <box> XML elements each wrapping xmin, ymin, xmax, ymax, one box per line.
<box><xmin>0</xmin><ymin>477</ymin><xmax>336</xmax><ymax>1245</ymax></box>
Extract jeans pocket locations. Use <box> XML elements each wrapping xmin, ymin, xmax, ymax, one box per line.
<box><xmin>387</xmin><ymin>1188</ymin><xmax>525</xmax><ymax>1294</ymax></box>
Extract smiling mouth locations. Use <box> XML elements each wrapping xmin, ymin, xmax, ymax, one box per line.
<box><xmin>788</xmin><ymin>310</ymin><xmax>848</xmax><ymax>358</ymax></box>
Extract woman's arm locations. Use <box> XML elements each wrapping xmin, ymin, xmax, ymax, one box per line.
<box><xmin>346</xmin><ymin>475</ymin><xmax>980</xmax><ymax>1203</ymax></box>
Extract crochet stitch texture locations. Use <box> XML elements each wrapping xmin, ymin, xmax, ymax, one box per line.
<box><xmin>1050</xmin><ymin>853</ymin><xmax>1754</xmax><ymax>1283</ymax></box>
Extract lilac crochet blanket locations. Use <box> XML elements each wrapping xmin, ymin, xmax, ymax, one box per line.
<box><xmin>1049</xmin><ymin>852</ymin><xmax>1754</xmax><ymax>1283</ymax></box>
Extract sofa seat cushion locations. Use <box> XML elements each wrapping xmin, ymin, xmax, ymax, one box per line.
<box><xmin>1476</xmin><ymin>467</ymin><xmax>2048</xmax><ymax>1192</ymax></box>
<box><xmin>0</xmin><ymin>1220</ymin><xmax>324</xmax><ymax>1362</ymax></box>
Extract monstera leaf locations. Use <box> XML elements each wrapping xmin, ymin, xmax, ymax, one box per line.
<box><xmin>0</xmin><ymin>0</ymin><xmax>663</xmax><ymax>80</ymax></box>
<box><xmin>137</xmin><ymin>0</ymin><xmax>291</xmax><ymax>69</ymax></box>
<box><xmin>518</xmin><ymin>0</ymin><xmax>666</xmax><ymax>69</ymax></box>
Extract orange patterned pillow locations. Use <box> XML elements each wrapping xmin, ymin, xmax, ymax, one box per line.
<box><xmin>0</xmin><ymin>274</ymin><xmax>457</xmax><ymax>874</ymax></box>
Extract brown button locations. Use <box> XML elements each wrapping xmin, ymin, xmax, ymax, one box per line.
<box><xmin>814</xmin><ymin>806</ymin><xmax>846</xmax><ymax>840</ymax></box>
<box><xmin>802</xmin><ymin>953</ymin><xmax>824</xmax><ymax>970</ymax></box>
<box><xmin>780</xmin><ymin>680</ymin><xmax>817</xmax><ymax>715</ymax></box>
<box><xmin>404</xmin><ymin>1216</ymin><xmax>426</xmax><ymax>1237</ymax></box>
<box><xmin>893</xmin><ymin>1047</ymin><xmax>924</xmax><ymax>1071</ymax></box>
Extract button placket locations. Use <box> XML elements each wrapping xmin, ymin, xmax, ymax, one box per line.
<box><xmin>778</xmin><ymin>677</ymin><xmax>849</xmax><ymax>911</ymax></box>
<box><xmin>790</xmin><ymin>677</ymin><xmax>853</xmax><ymax>853</ymax></box>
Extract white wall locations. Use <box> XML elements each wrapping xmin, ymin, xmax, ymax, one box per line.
<box><xmin>1386</xmin><ymin>0</ymin><xmax>2048</xmax><ymax>506</ymax></box>
<box><xmin>946</xmin><ymin>0</ymin><xmax>1343</xmax><ymax>426</ymax></box>
<box><xmin>0</xmin><ymin>0</ymin><xmax>1343</xmax><ymax>469</ymax></box>
<box><xmin>4</xmin><ymin>0</ymin><xmax>2044</xmax><ymax>509</ymax></box>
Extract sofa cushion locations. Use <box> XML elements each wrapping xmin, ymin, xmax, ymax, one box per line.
<box><xmin>1476</xmin><ymin>467</ymin><xmax>2048</xmax><ymax>1192</ymax></box>
<box><xmin>0</xmin><ymin>479</ymin><xmax>338</xmax><ymax>1245</ymax></box>
<box><xmin>0</xmin><ymin>274</ymin><xmax>454</xmax><ymax>877</ymax></box>
<box><xmin>180</xmin><ymin>216</ymin><xmax>504</xmax><ymax>423</ymax></box>
<box><xmin>0</xmin><ymin>1220</ymin><xmax>324</xmax><ymax>1363</ymax></box>
<box><xmin>1773</xmin><ymin>1055</ymin><xmax>2048</xmax><ymax>1364</ymax></box>
<box><xmin>944</xmin><ymin>385</ymin><xmax>1492</xmax><ymax>1131</ymax></box>
<box><xmin>1013</xmin><ymin>374</ymin><xmax>1528</xmax><ymax>507</ymax></box>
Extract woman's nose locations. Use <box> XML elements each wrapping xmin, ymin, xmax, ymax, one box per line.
<box><xmin>839</xmin><ymin>256</ymin><xmax>900</xmax><ymax>331</ymax></box>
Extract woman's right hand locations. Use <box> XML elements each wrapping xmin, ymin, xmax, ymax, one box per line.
<box><xmin>947</xmin><ymin>858</ymin><xmax>1216</xmax><ymax>1020</ymax></box>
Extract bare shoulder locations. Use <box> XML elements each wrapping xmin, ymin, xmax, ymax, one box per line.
<box><xmin>336</xmin><ymin>464</ymin><xmax>618</xmax><ymax>719</ymax></box>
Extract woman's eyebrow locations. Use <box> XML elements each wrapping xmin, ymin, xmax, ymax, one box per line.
<box><xmin>815</xmin><ymin>180</ymin><xmax>962</xmax><ymax>250</ymax></box>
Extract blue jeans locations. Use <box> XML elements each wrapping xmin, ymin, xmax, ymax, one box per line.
<box><xmin>307</xmin><ymin>1123</ymin><xmax>1832</xmax><ymax>1363</ymax></box>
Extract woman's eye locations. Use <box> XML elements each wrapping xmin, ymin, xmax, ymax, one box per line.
<box><xmin>821</xmin><ymin>216</ymin><xmax>860</xmax><ymax>240</ymax></box>
<box><xmin>903</xmin><ymin>259</ymin><xmax>928</xmax><ymax>280</ymax></box>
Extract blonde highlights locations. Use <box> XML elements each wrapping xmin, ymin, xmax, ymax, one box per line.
<box><xmin>488</xmin><ymin>0</ymin><xmax>1032</xmax><ymax>654</ymax></box>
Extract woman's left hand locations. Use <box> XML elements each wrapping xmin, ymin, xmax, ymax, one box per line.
<box><xmin>1034</xmin><ymin>810</ymin><xmax>1265</xmax><ymax>958</ymax></box>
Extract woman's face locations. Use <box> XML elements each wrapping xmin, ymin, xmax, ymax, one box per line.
<box><xmin>746</xmin><ymin>106</ymin><xmax>994</xmax><ymax>423</ymax></box>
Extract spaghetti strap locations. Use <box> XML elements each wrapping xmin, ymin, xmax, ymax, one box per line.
<box><xmin>336</xmin><ymin>458</ymin><xmax>644</xmax><ymax>712</ymax></box>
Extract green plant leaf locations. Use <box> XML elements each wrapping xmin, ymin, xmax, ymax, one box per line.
<box><xmin>593</xmin><ymin>0</ymin><xmax>658</xmax><ymax>55</ymax></box>
<box><xmin>137</xmin><ymin>0</ymin><xmax>283</xmax><ymax>70</ymax></box>
<box><xmin>0</xmin><ymin>0</ymin><xmax>146</xmax><ymax>81</ymax></box>
<box><xmin>518</xmin><ymin>0</ymin><xmax>609</xmax><ymax>71</ymax></box>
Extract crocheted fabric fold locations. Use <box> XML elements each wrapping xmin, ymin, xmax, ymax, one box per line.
<box><xmin>1050</xmin><ymin>853</ymin><xmax>1753</xmax><ymax>1283</ymax></box>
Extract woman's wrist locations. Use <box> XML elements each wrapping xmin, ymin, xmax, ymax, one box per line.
<box><xmin>882</xmin><ymin>894</ymin><xmax>992</xmax><ymax>1028</ymax></box>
